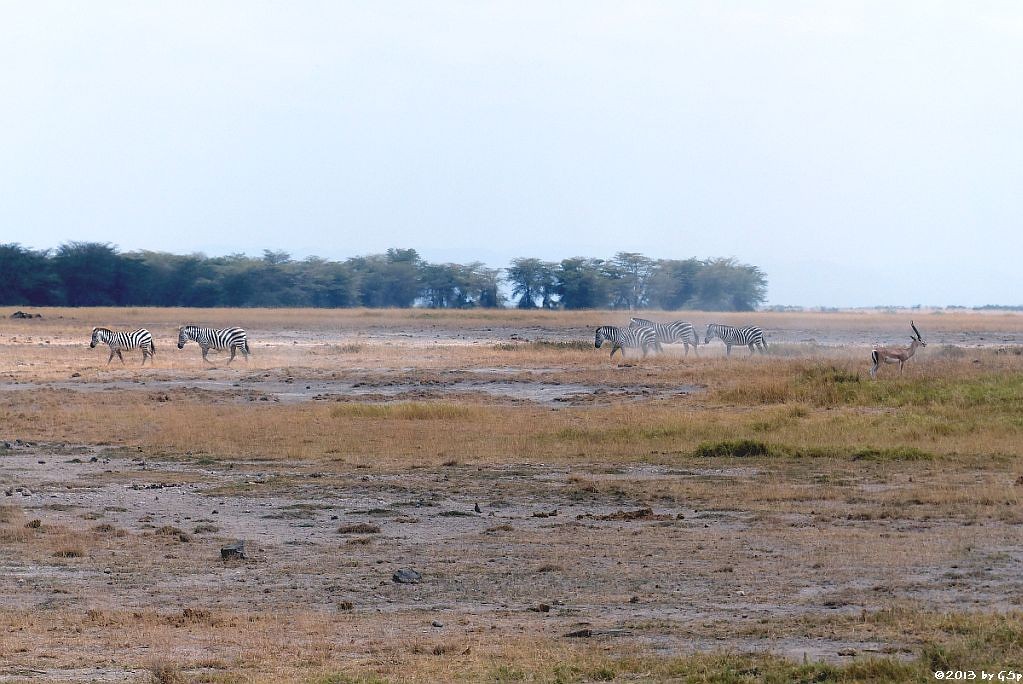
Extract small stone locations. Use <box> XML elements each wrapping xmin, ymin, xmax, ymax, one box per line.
<box><xmin>221</xmin><ymin>541</ymin><xmax>246</xmax><ymax>561</ymax></box>
<box><xmin>431</xmin><ymin>620</ymin><xmax>444</xmax><ymax>628</ymax></box>
<box><xmin>392</xmin><ymin>568</ymin><xmax>422</xmax><ymax>584</ymax></box>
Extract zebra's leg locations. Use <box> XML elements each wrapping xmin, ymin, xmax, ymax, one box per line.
<box><xmin>201</xmin><ymin>346</ymin><xmax>213</xmax><ymax>364</ymax></box>
<box><xmin>748</xmin><ymin>344</ymin><xmax>756</xmax><ymax>357</ymax></box>
<box><xmin>227</xmin><ymin>347</ymin><xmax>237</xmax><ymax>364</ymax></box>
<box><xmin>107</xmin><ymin>349</ymin><xmax>115</xmax><ymax>364</ymax></box>
<box><xmin>725</xmin><ymin>344</ymin><xmax>732</xmax><ymax>357</ymax></box>
<box><xmin>116</xmin><ymin>350</ymin><xmax>125</xmax><ymax>364</ymax></box>
<box><xmin>870</xmin><ymin>350</ymin><xmax>879</xmax><ymax>378</ymax></box>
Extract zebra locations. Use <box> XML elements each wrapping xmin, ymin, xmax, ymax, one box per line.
<box><xmin>629</xmin><ymin>317</ymin><xmax>700</xmax><ymax>357</ymax></box>
<box><xmin>90</xmin><ymin>327</ymin><xmax>156</xmax><ymax>365</ymax></box>
<box><xmin>594</xmin><ymin>325</ymin><xmax>661</xmax><ymax>359</ymax></box>
<box><xmin>177</xmin><ymin>325</ymin><xmax>250</xmax><ymax>364</ymax></box>
<box><xmin>703</xmin><ymin>323</ymin><xmax>767</xmax><ymax>356</ymax></box>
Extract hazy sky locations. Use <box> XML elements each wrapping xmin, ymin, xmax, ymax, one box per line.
<box><xmin>2</xmin><ymin>2</ymin><xmax>1021</xmax><ymax>306</ymax></box>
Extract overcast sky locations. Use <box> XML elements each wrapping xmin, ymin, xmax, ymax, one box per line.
<box><xmin>2</xmin><ymin>2</ymin><xmax>1021</xmax><ymax>306</ymax></box>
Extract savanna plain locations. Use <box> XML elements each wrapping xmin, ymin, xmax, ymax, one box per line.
<box><xmin>1</xmin><ymin>308</ymin><xmax>1022</xmax><ymax>683</ymax></box>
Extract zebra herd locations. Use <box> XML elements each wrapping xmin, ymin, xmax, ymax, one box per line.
<box><xmin>90</xmin><ymin>325</ymin><xmax>250</xmax><ymax>365</ymax></box>
<box><xmin>88</xmin><ymin>317</ymin><xmax>922</xmax><ymax>377</ymax></box>
<box><xmin>594</xmin><ymin>318</ymin><xmax>768</xmax><ymax>359</ymax></box>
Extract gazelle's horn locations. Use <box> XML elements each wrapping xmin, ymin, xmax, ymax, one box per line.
<box><xmin>911</xmin><ymin>320</ymin><xmax>922</xmax><ymax>340</ymax></box>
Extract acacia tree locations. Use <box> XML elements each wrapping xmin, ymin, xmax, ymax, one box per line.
<box><xmin>506</xmin><ymin>258</ymin><xmax>557</xmax><ymax>309</ymax></box>
<box><xmin>603</xmin><ymin>252</ymin><xmax>654</xmax><ymax>309</ymax></box>
<box><xmin>0</xmin><ymin>244</ymin><xmax>58</xmax><ymax>305</ymax></box>
<box><xmin>689</xmin><ymin>258</ymin><xmax>767</xmax><ymax>311</ymax></box>
<box><xmin>646</xmin><ymin>258</ymin><xmax>702</xmax><ymax>310</ymax></box>
<box><xmin>555</xmin><ymin>257</ymin><xmax>609</xmax><ymax>309</ymax></box>
<box><xmin>52</xmin><ymin>242</ymin><xmax>128</xmax><ymax>306</ymax></box>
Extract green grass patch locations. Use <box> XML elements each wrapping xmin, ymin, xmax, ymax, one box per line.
<box><xmin>849</xmin><ymin>446</ymin><xmax>934</xmax><ymax>461</ymax></box>
<box><xmin>692</xmin><ymin>439</ymin><xmax>783</xmax><ymax>458</ymax></box>
<box><xmin>691</xmin><ymin>440</ymin><xmax>936</xmax><ymax>461</ymax></box>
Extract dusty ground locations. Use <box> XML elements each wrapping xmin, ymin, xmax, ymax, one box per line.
<box><xmin>1</xmin><ymin>308</ymin><xmax>1022</xmax><ymax>683</ymax></box>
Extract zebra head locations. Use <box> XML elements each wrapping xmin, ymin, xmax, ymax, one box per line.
<box><xmin>703</xmin><ymin>324</ymin><xmax>715</xmax><ymax>345</ymax></box>
<box><xmin>177</xmin><ymin>326</ymin><xmax>189</xmax><ymax>349</ymax></box>
<box><xmin>594</xmin><ymin>327</ymin><xmax>605</xmax><ymax>349</ymax></box>
<box><xmin>89</xmin><ymin>327</ymin><xmax>105</xmax><ymax>348</ymax></box>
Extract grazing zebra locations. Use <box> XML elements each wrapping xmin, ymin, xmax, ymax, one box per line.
<box><xmin>629</xmin><ymin>317</ymin><xmax>699</xmax><ymax>357</ymax></box>
<box><xmin>594</xmin><ymin>325</ymin><xmax>661</xmax><ymax>359</ymax></box>
<box><xmin>703</xmin><ymin>323</ymin><xmax>767</xmax><ymax>356</ymax></box>
<box><xmin>177</xmin><ymin>325</ymin><xmax>250</xmax><ymax>364</ymax></box>
<box><xmin>90</xmin><ymin>327</ymin><xmax>156</xmax><ymax>365</ymax></box>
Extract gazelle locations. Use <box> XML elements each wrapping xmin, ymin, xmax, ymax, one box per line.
<box><xmin>870</xmin><ymin>321</ymin><xmax>926</xmax><ymax>378</ymax></box>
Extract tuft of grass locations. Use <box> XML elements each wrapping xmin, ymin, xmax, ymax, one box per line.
<box><xmin>850</xmin><ymin>446</ymin><xmax>935</xmax><ymax>461</ymax></box>
<box><xmin>337</xmin><ymin>522</ymin><xmax>380</xmax><ymax>534</ymax></box>
<box><xmin>692</xmin><ymin>439</ymin><xmax>782</xmax><ymax>458</ymax></box>
<box><xmin>330</xmin><ymin>402</ymin><xmax>473</xmax><ymax>420</ymax></box>
<box><xmin>149</xmin><ymin>660</ymin><xmax>187</xmax><ymax>684</ymax></box>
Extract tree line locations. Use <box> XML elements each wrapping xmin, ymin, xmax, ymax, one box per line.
<box><xmin>0</xmin><ymin>243</ymin><xmax>767</xmax><ymax>311</ymax></box>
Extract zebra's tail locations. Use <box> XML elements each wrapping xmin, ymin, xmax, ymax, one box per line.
<box><xmin>244</xmin><ymin>339</ymin><xmax>251</xmax><ymax>355</ymax></box>
<box><xmin>151</xmin><ymin>339</ymin><xmax>156</xmax><ymax>354</ymax></box>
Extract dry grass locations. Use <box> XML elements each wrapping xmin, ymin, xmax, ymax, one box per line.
<box><xmin>2</xmin><ymin>308</ymin><xmax>1023</xmax><ymax>681</ymax></box>
<box><xmin>0</xmin><ymin>606</ymin><xmax>1020</xmax><ymax>682</ymax></box>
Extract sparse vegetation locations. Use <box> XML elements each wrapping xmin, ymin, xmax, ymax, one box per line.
<box><xmin>0</xmin><ymin>307</ymin><xmax>1021</xmax><ymax>681</ymax></box>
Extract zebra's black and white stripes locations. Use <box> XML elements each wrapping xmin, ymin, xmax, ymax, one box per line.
<box><xmin>703</xmin><ymin>324</ymin><xmax>767</xmax><ymax>356</ymax></box>
<box><xmin>629</xmin><ymin>317</ymin><xmax>699</xmax><ymax>356</ymax></box>
<box><xmin>90</xmin><ymin>327</ymin><xmax>156</xmax><ymax>365</ymax></box>
<box><xmin>177</xmin><ymin>325</ymin><xmax>251</xmax><ymax>364</ymax></box>
<box><xmin>594</xmin><ymin>325</ymin><xmax>661</xmax><ymax>359</ymax></box>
